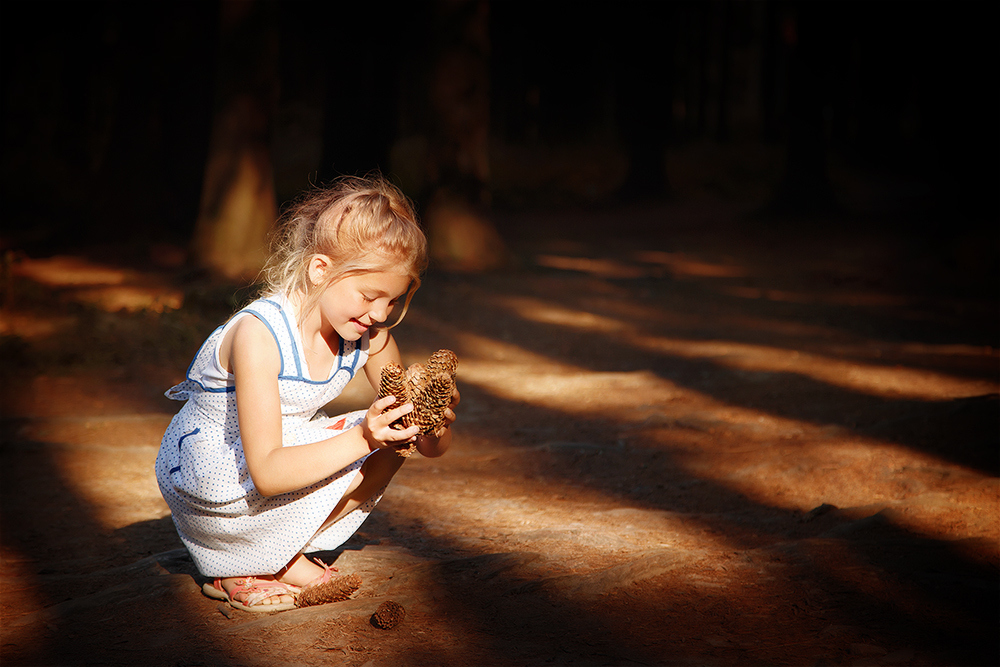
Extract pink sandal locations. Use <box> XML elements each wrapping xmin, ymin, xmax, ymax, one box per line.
<box><xmin>203</xmin><ymin>577</ymin><xmax>301</xmax><ymax>613</ymax></box>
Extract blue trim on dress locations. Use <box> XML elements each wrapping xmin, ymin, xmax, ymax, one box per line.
<box><xmin>176</xmin><ymin>325</ymin><xmax>233</xmax><ymax>394</ymax></box>
<box><xmin>260</xmin><ymin>297</ymin><xmax>361</xmax><ymax>385</ymax></box>
<box><xmin>168</xmin><ymin>427</ymin><xmax>202</xmax><ymax>475</ymax></box>
<box><xmin>261</xmin><ymin>298</ymin><xmax>303</xmax><ymax>378</ymax></box>
<box><xmin>338</xmin><ymin>337</ymin><xmax>361</xmax><ymax>375</ymax></box>
<box><xmin>183</xmin><ymin>325</ymin><xmax>221</xmax><ymax>383</ymax></box>
<box><xmin>246</xmin><ymin>305</ymin><xmax>286</xmax><ymax>378</ymax></box>
<box><xmin>173</xmin><ymin>296</ymin><xmax>366</xmax><ymax>391</ymax></box>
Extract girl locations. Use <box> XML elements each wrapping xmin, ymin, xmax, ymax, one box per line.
<box><xmin>155</xmin><ymin>175</ymin><xmax>457</xmax><ymax>612</ymax></box>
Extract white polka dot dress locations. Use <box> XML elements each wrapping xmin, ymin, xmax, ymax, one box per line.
<box><xmin>154</xmin><ymin>294</ymin><xmax>382</xmax><ymax>578</ymax></box>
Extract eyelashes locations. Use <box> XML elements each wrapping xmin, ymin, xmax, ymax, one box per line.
<box><xmin>362</xmin><ymin>294</ymin><xmax>399</xmax><ymax>307</ymax></box>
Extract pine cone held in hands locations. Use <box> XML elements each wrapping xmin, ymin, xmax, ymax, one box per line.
<box><xmin>377</xmin><ymin>362</ymin><xmax>410</xmax><ymax>430</ymax></box>
<box><xmin>377</xmin><ymin>349</ymin><xmax>458</xmax><ymax>456</ymax></box>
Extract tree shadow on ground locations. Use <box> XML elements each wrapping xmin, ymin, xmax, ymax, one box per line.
<box><xmin>406</xmin><ymin>263</ymin><xmax>998</xmax><ymax>476</ymax></box>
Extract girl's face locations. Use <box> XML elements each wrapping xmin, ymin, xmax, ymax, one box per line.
<box><xmin>316</xmin><ymin>269</ymin><xmax>412</xmax><ymax>341</ymax></box>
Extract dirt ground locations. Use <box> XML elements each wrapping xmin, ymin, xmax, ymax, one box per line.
<box><xmin>1</xmin><ymin>200</ymin><xmax>997</xmax><ymax>667</ymax></box>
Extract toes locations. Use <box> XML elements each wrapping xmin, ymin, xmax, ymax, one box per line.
<box><xmin>260</xmin><ymin>594</ymin><xmax>294</xmax><ymax>606</ymax></box>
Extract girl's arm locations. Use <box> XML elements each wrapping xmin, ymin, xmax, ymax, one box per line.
<box><xmin>363</xmin><ymin>327</ymin><xmax>458</xmax><ymax>459</ymax></box>
<box><xmin>226</xmin><ymin>316</ymin><xmax>418</xmax><ymax>497</ymax></box>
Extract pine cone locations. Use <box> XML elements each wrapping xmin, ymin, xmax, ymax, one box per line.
<box><xmin>370</xmin><ymin>600</ymin><xmax>406</xmax><ymax>629</ymax></box>
<box><xmin>404</xmin><ymin>362</ymin><xmax>426</xmax><ymax>397</ymax></box>
<box><xmin>377</xmin><ymin>362</ymin><xmax>410</xmax><ymax>430</ymax></box>
<box><xmin>379</xmin><ymin>350</ymin><xmax>457</xmax><ymax>456</ymax></box>
<box><xmin>296</xmin><ymin>573</ymin><xmax>362</xmax><ymax>608</ymax></box>
<box><xmin>426</xmin><ymin>349</ymin><xmax>458</xmax><ymax>378</ymax></box>
<box><xmin>411</xmin><ymin>371</ymin><xmax>455</xmax><ymax>435</ymax></box>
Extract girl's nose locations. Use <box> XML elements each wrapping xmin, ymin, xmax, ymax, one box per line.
<box><xmin>370</xmin><ymin>303</ymin><xmax>389</xmax><ymax>323</ymax></box>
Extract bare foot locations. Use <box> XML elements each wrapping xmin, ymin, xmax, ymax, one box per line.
<box><xmin>274</xmin><ymin>553</ymin><xmax>328</xmax><ymax>588</ymax></box>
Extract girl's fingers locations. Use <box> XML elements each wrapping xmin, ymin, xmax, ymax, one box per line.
<box><xmin>381</xmin><ymin>402</ymin><xmax>414</xmax><ymax>425</ymax></box>
<box><xmin>371</xmin><ymin>394</ymin><xmax>400</xmax><ymax>413</ymax></box>
<box><xmin>374</xmin><ymin>416</ymin><xmax>419</xmax><ymax>443</ymax></box>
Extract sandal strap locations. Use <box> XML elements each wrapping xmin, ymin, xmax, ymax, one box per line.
<box><xmin>305</xmin><ymin>558</ymin><xmax>339</xmax><ymax>589</ymax></box>
<box><xmin>229</xmin><ymin>577</ymin><xmax>302</xmax><ymax>608</ymax></box>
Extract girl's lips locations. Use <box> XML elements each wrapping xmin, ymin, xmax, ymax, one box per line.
<box><xmin>351</xmin><ymin>318</ymin><xmax>369</xmax><ymax>333</ymax></box>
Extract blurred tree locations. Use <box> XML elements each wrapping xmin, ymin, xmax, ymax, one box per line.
<box><xmin>192</xmin><ymin>0</ymin><xmax>279</xmax><ymax>281</ymax></box>
<box><xmin>419</xmin><ymin>0</ymin><xmax>506</xmax><ymax>272</ymax></box>
<box><xmin>765</xmin><ymin>1</ymin><xmax>839</xmax><ymax>216</ymax></box>
<box><xmin>614</xmin><ymin>2</ymin><xmax>675</xmax><ymax>199</ymax></box>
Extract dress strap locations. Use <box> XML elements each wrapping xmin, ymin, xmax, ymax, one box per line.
<box><xmin>242</xmin><ymin>298</ymin><xmax>300</xmax><ymax>379</ymax></box>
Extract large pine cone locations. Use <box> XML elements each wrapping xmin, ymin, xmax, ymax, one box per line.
<box><xmin>411</xmin><ymin>371</ymin><xmax>455</xmax><ymax>435</ymax></box>
<box><xmin>377</xmin><ymin>349</ymin><xmax>458</xmax><ymax>457</ymax></box>
<box><xmin>296</xmin><ymin>573</ymin><xmax>362</xmax><ymax>608</ymax></box>
<box><xmin>426</xmin><ymin>349</ymin><xmax>458</xmax><ymax>378</ymax></box>
<box><xmin>376</xmin><ymin>362</ymin><xmax>410</xmax><ymax>430</ymax></box>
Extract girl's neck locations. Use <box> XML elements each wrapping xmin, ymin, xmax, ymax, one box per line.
<box><xmin>287</xmin><ymin>290</ymin><xmax>330</xmax><ymax>345</ymax></box>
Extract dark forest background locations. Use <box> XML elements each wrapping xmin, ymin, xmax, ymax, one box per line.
<box><xmin>1</xmin><ymin>0</ymin><xmax>996</xmax><ymax>278</ymax></box>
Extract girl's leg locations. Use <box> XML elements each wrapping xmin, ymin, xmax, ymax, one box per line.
<box><xmin>328</xmin><ymin>447</ymin><xmax>406</xmax><ymax>525</ymax></box>
<box><xmin>214</xmin><ymin>451</ymin><xmax>404</xmax><ymax>606</ymax></box>
<box><xmin>276</xmin><ymin>449</ymin><xmax>406</xmax><ymax>587</ymax></box>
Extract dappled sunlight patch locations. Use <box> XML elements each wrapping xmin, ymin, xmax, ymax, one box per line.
<box><xmin>497</xmin><ymin>295</ymin><xmax>624</xmax><ymax>333</ymax></box>
<box><xmin>631</xmin><ymin>250</ymin><xmax>748</xmax><ymax>279</ymax></box>
<box><xmin>718</xmin><ymin>284</ymin><xmax>912</xmax><ymax>307</ymax></box>
<box><xmin>0</xmin><ymin>311</ymin><xmax>76</xmax><ymax>339</ymax></box>
<box><xmin>71</xmin><ymin>285</ymin><xmax>183</xmax><ymax>313</ymax></box>
<box><xmin>13</xmin><ymin>256</ymin><xmax>128</xmax><ymax>287</ymax></box>
<box><xmin>490</xmin><ymin>293</ymin><xmax>993</xmax><ymax>401</ymax></box>
<box><xmin>630</xmin><ymin>336</ymin><xmax>995</xmax><ymax>400</ymax></box>
<box><xmin>535</xmin><ymin>254</ymin><xmax>658</xmax><ymax>280</ymax></box>
<box><xmin>459</xmin><ymin>362</ymin><xmax>680</xmax><ymax>414</ymax></box>
<box><xmin>534</xmin><ymin>250</ymin><xmax>747</xmax><ymax>281</ymax></box>
<box><xmin>10</xmin><ymin>255</ymin><xmax>183</xmax><ymax>313</ymax></box>
<box><xmin>384</xmin><ymin>469</ymin><xmax>732</xmax><ymax>570</ymax></box>
<box><xmin>442</xmin><ymin>349</ymin><xmax>995</xmax><ymax>549</ymax></box>
<box><xmin>20</xmin><ymin>415</ymin><xmax>175</xmax><ymax>532</ymax></box>
<box><xmin>402</xmin><ymin>310</ymin><xmax>560</xmax><ymax>366</ymax></box>
<box><xmin>404</xmin><ymin>309</ymin><xmax>993</xmax><ymax>541</ymax></box>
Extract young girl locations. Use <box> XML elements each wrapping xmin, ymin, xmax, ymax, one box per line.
<box><xmin>155</xmin><ymin>175</ymin><xmax>457</xmax><ymax>612</ymax></box>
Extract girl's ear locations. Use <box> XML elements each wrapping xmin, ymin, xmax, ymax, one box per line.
<box><xmin>308</xmin><ymin>254</ymin><xmax>333</xmax><ymax>287</ymax></box>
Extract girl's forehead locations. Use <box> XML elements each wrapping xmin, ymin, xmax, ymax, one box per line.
<box><xmin>355</xmin><ymin>270</ymin><xmax>411</xmax><ymax>292</ymax></box>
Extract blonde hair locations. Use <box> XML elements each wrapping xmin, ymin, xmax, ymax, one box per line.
<box><xmin>261</xmin><ymin>175</ymin><xmax>428</xmax><ymax>329</ymax></box>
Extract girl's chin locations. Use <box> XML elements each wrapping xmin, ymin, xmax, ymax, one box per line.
<box><xmin>339</xmin><ymin>321</ymin><xmax>368</xmax><ymax>339</ymax></box>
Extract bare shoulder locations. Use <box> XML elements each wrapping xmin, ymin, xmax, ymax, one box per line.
<box><xmin>221</xmin><ymin>314</ymin><xmax>280</xmax><ymax>375</ymax></box>
<box><xmin>368</xmin><ymin>326</ymin><xmax>393</xmax><ymax>354</ymax></box>
<box><xmin>367</xmin><ymin>326</ymin><xmax>400</xmax><ymax>362</ymax></box>
<box><xmin>363</xmin><ymin>327</ymin><xmax>403</xmax><ymax>387</ymax></box>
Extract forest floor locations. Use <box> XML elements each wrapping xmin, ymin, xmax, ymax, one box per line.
<box><xmin>1</xmin><ymin>199</ymin><xmax>998</xmax><ymax>667</ymax></box>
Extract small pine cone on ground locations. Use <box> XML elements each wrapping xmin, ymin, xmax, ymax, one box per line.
<box><xmin>377</xmin><ymin>363</ymin><xmax>410</xmax><ymax>430</ymax></box>
<box><xmin>370</xmin><ymin>600</ymin><xmax>406</xmax><ymax>629</ymax></box>
<box><xmin>296</xmin><ymin>573</ymin><xmax>362</xmax><ymax>608</ymax></box>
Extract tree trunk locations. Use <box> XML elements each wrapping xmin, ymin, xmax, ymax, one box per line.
<box><xmin>192</xmin><ymin>0</ymin><xmax>279</xmax><ymax>281</ymax></box>
<box><xmin>422</xmin><ymin>0</ymin><xmax>506</xmax><ymax>272</ymax></box>
<box><xmin>767</xmin><ymin>1</ymin><xmax>839</xmax><ymax>216</ymax></box>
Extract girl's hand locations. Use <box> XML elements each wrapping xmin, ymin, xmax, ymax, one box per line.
<box><xmin>362</xmin><ymin>395</ymin><xmax>420</xmax><ymax>452</ymax></box>
<box><xmin>415</xmin><ymin>386</ymin><xmax>460</xmax><ymax>457</ymax></box>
